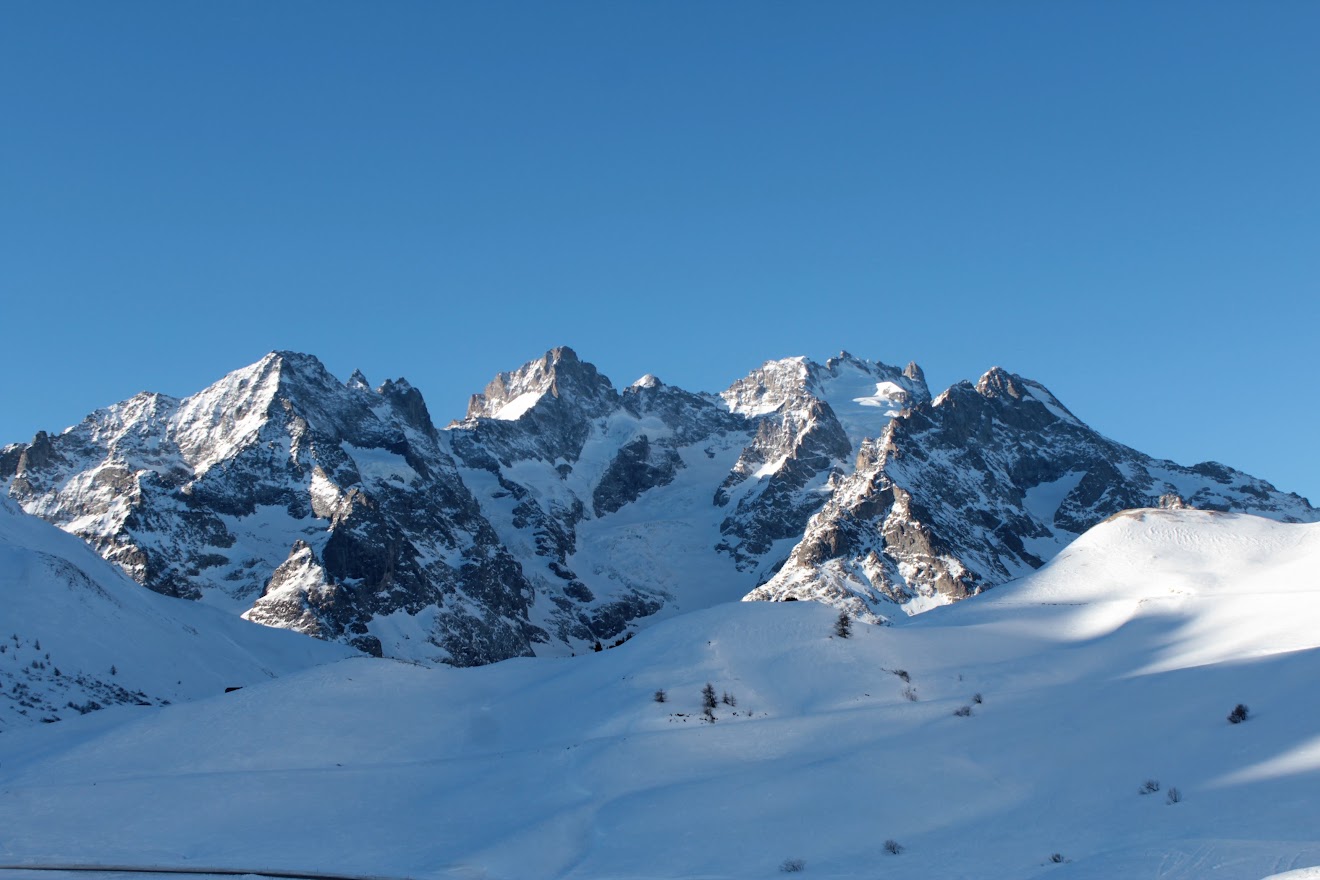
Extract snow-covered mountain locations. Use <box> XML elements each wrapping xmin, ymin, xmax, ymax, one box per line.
<box><xmin>0</xmin><ymin>496</ymin><xmax>351</xmax><ymax>731</ymax></box>
<box><xmin>3</xmin><ymin>348</ymin><xmax>1315</xmax><ymax>664</ymax></box>
<box><xmin>1</xmin><ymin>352</ymin><xmax>543</xmax><ymax>666</ymax></box>
<box><xmin>4</xmin><ymin>508</ymin><xmax>1319</xmax><ymax>879</ymax></box>
<box><xmin>748</xmin><ymin>367</ymin><xmax>1318</xmax><ymax>619</ymax></box>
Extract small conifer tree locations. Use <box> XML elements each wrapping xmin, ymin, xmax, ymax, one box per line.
<box><xmin>834</xmin><ymin>610</ymin><xmax>852</xmax><ymax>639</ymax></box>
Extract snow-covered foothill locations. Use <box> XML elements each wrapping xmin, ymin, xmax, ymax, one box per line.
<box><xmin>0</xmin><ymin>497</ymin><xmax>354</xmax><ymax>731</ymax></box>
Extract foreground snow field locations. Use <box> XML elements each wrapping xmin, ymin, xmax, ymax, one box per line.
<box><xmin>2</xmin><ymin>509</ymin><xmax>1320</xmax><ymax>879</ymax></box>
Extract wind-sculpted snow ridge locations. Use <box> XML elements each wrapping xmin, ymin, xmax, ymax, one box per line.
<box><xmin>748</xmin><ymin>367</ymin><xmax>1316</xmax><ymax>621</ymax></box>
<box><xmin>3</xmin><ymin>348</ymin><xmax>1315</xmax><ymax>665</ymax></box>
<box><xmin>3</xmin><ymin>510</ymin><xmax>1320</xmax><ymax>878</ymax></box>
<box><xmin>0</xmin><ymin>496</ymin><xmax>352</xmax><ymax>731</ymax></box>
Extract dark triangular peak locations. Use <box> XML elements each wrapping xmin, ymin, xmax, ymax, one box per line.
<box><xmin>378</xmin><ymin>377</ymin><xmax>438</xmax><ymax>438</ymax></box>
<box><xmin>347</xmin><ymin>369</ymin><xmax>371</xmax><ymax>391</ymax></box>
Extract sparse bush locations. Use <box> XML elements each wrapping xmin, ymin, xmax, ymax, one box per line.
<box><xmin>702</xmin><ymin>683</ymin><xmax>717</xmax><ymax>710</ymax></box>
<box><xmin>883</xmin><ymin>839</ymin><xmax>903</xmax><ymax>855</ymax></box>
<box><xmin>653</xmin><ymin>689</ymin><xmax>667</xmax><ymax>703</ymax></box>
<box><xmin>779</xmin><ymin>858</ymin><xmax>806</xmax><ymax>873</ymax></box>
<box><xmin>902</xmin><ymin>686</ymin><xmax>918</xmax><ymax>702</ymax></box>
<box><xmin>1228</xmin><ymin>704</ymin><xmax>1249</xmax><ymax>724</ymax></box>
<box><xmin>834</xmin><ymin>611</ymin><xmax>852</xmax><ymax>639</ymax></box>
<box><xmin>1166</xmin><ymin>787</ymin><xmax>1182</xmax><ymax>805</ymax></box>
<box><xmin>1138</xmin><ymin>779</ymin><xmax>1160</xmax><ymax>795</ymax></box>
<box><xmin>953</xmin><ymin>705</ymin><xmax>973</xmax><ymax>717</ymax></box>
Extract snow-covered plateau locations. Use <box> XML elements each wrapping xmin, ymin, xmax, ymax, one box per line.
<box><xmin>2</xmin><ymin>507</ymin><xmax>1320</xmax><ymax>879</ymax></box>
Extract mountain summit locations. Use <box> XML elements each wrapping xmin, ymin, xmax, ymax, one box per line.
<box><xmin>4</xmin><ymin>348</ymin><xmax>1314</xmax><ymax>664</ymax></box>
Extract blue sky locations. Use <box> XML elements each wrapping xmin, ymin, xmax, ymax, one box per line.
<box><xmin>2</xmin><ymin>2</ymin><xmax>1318</xmax><ymax>503</ymax></box>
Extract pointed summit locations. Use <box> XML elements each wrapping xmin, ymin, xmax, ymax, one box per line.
<box><xmin>972</xmin><ymin>368</ymin><xmax>1083</xmax><ymax>426</ymax></box>
<box><xmin>976</xmin><ymin>366</ymin><xmax>1024</xmax><ymax>400</ymax></box>
<box><xmin>465</xmin><ymin>346</ymin><xmax>617</xmax><ymax>421</ymax></box>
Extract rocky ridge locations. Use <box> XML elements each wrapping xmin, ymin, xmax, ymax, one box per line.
<box><xmin>4</xmin><ymin>348</ymin><xmax>1315</xmax><ymax>664</ymax></box>
<box><xmin>747</xmin><ymin>367</ymin><xmax>1317</xmax><ymax>618</ymax></box>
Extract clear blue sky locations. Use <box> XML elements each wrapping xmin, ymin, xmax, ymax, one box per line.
<box><xmin>2</xmin><ymin>2</ymin><xmax>1317</xmax><ymax>504</ymax></box>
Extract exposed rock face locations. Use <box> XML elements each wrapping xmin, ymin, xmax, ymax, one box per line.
<box><xmin>4</xmin><ymin>349</ymin><xmax>1316</xmax><ymax>663</ymax></box>
<box><xmin>747</xmin><ymin>367</ymin><xmax>1318</xmax><ymax>620</ymax></box>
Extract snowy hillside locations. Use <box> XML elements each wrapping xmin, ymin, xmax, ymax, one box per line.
<box><xmin>2</xmin><ymin>508</ymin><xmax>1318</xmax><ymax>879</ymax></box>
<box><xmin>0</xmin><ymin>497</ymin><xmax>353</xmax><ymax>731</ymax></box>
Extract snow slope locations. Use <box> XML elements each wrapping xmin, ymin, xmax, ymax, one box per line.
<box><xmin>3</xmin><ymin>509</ymin><xmax>1319</xmax><ymax>878</ymax></box>
<box><xmin>0</xmin><ymin>497</ymin><xmax>354</xmax><ymax>731</ymax></box>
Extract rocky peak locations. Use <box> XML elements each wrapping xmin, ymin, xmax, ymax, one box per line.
<box><xmin>168</xmin><ymin>351</ymin><xmax>349</xmax><ymax>473</ymax></box>
<box><xmin>378</xmin><ymin>378</ymin><xmax>437</xmax><ymax>438</ymax></box>
<box><xmin>975</xmin><ymin>366</ymin><xmax>1025</xmax><ymax>400</ymax></box>
<box><xmin>721</xmin><ymin>357</ymin><xmax>813</xmax><ymax>416</ymax></box>
<box><xmin>465</xmin><ymin>346</ymin><xmax>618</xmax><ymax>422</ymax></box>
<box><xmin>966</xmin><ymin>368</ymin><xmax>1083</xmax><ymax>429</ymax></box>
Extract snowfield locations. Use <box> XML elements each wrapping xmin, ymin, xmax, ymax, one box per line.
<box><xmin>2</xmin><ymin>508</ymin><xmax>1320</xmax><ymax>879</ymax></box>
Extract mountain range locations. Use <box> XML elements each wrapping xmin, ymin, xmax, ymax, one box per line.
<box><xmin>4</xmin><ymin>347</ymin><xmax>1314</xmax><ymax>665</ymax></box>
